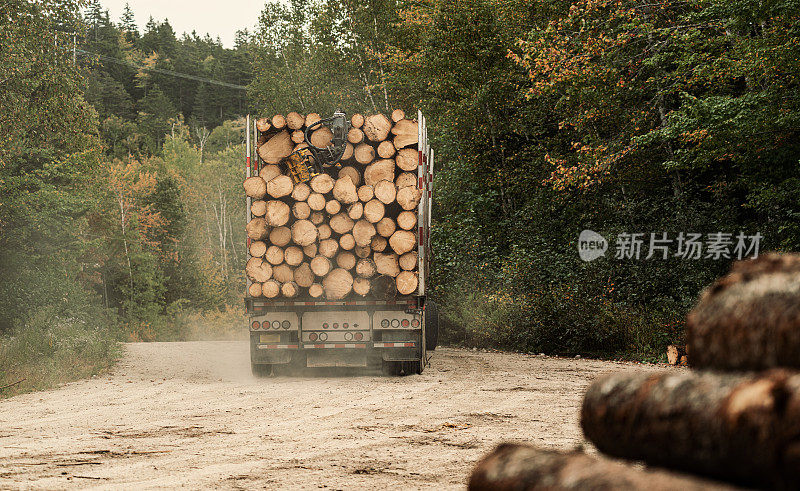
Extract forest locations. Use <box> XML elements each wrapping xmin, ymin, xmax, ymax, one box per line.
<box><xmin>2</xmin><ymin>0</ymin><xmax>799</xmax><ymax>391</ymax></box>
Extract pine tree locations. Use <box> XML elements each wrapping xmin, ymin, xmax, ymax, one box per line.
<box><xmin>120</xmin><ymin>3</ymin><xmax>138</xmax><ymax>41</ymax></box>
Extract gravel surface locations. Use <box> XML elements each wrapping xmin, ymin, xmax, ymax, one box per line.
<box><xmin>0</xmin><ymin>342</ymin><xmax>663</xmax><ymax>489</ymax></box>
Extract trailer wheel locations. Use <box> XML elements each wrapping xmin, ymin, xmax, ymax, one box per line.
<box><xmin>425</xmin><ymin>300</ymin><xmax>439</xmax><ymax>350</ymax></box>
<box><xmin>251</xmin><ymin>362</ymin><xmax>272</xmax><ymax>378</ymax></box>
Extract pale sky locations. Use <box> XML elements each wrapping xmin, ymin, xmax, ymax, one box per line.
<box><xmin>99</xmin><ymin>0</ymin><xmax>268</xmax><ymax>48</ymax></box>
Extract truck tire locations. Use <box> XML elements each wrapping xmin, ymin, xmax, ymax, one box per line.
<box><xmin>251</xmin><ymin>362</ymin><xmax>272</xmax><ymax>378</ymax></box>
<box><xmin>425</xmin><ymin>300</ymin><xmax>439</xmax><ymax>350</ymax></box>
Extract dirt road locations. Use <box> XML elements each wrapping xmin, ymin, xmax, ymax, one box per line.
<box><xmin>0</xmin><ymin>342</ymin><xmax>662</xmax><ymax>489</ymax></box>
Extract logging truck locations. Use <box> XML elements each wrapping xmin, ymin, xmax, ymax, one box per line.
<box><xmin>244</xmin><ymin>110</ymin><xmax>437</xmax><ymax>375</ymax></box>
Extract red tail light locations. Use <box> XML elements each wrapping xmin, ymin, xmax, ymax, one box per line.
<box><xmin>309</xmin><ymin>332</ymin><xmax>318</xmax><ymax>341</ymax></box>
<box><xmin>401</xmin><ymin>319</ymin><xmax>410</xmax><ymax>327</ymax></box>
<box><xmin>354</xmin><ymin>332</ymin><xmax>363</xmax><ymax>341</ymax></box>
<box><xmin>251</xmin><ymin>321</ymin><xmax>260</xmax><ymax>330</ymax></box>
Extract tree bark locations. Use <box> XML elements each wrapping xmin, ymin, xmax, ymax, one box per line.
<box><xmin>581</xmin><ymin>369</ymin><xmax>800</xmax><ymax>488</ymax></box>
<box><xmin>468</xmin><ymin>444</ymin><xmax>734</xmax><ymax>491</ymax></box>
<box><xmin>687</xmin><ymin>253</ymin><xmax>800</xmax><ymax>371</ymax></box>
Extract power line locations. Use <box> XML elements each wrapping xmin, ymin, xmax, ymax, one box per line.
<box><xmin>75</xmin><ymin>48</ymin><xmax>248</xmax><ymax>91</ymax></box>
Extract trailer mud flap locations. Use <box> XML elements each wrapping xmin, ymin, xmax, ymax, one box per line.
<box><xmin>252</xmin><ymin>349</ymin><xmax>293</xmax><ymax>364</ymax></box>
<box><xmin>306</xmin><ymin>350</ymin><xmax>367</xmax><ymax>368</ymax></box>
<box><xmin>381</xmin><ymin>348</ymin><xmax>419</xmax><ymax>362</ymax></box>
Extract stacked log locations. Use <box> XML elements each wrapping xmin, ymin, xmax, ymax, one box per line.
<box><xmin>469</xmin><ymin>254</ymin><xmax>800</xmax><ymax>489</ymax></box>
<box><xmin>469</xmin><ymin>444</ymin><xmax>735</xmax><ymax>491</ymax></box>
<box><xmin>245</xmin><ymin>111</ymin><xmax>423</xmax><ymax>300</ymax></box>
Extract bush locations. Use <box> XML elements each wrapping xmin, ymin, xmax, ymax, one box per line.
<box><xmin>0</xmin><ymin>306</ymin><xmax>121</xmax><ymax>398</ymax></box>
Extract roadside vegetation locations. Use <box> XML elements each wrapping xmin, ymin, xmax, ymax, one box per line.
<box><xmin>3</xmin><ymin>0</ymin><xmax>800</xmax><ymax>398</ymax></box>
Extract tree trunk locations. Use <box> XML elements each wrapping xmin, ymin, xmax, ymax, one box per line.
<box><xmin>356</xmin><ymin>258</ymin><xmax>377</xmax><ymax>278</ymax></box>
<box><xmin>244</xmin><ymin>176</ymin><xmax>267</xmax><ymax>199</ymax></box>
<box><xmin>377</xmin><ymin>140</ymin><xmax>396</xmax><ymax>159</ymax></box>
<box><xmin>581</xmin><ymin>369</ymin><xmax>800</xmax><ymax>488</ymax></box>
<box><xmin>363</xmin><ymin>199</ymin><xmax>385</xmax><ymax>223</ymax></box>
<box><xmin>249</xmin><ymin>240</ymin><xmax>267</xmax><ymax>258</ymax></box>
<box><xmin>307</xmin><ymin>193</ymin><xmax>326</xmax><ymax>211</ymax></box>
<box><xmin>333</xmin><ymin>176</ymin><xmax>359</xmax><ymax>204</ymax></box>
<box><xmin>348</xmin><ymin>202</ymin><xmax>364</xmax><ymax>220</ymax></box>
<box><xmin>371</xmin><ymin>235</ymin><xmax>388</xmax><ymax>252</ymax></box>
<box><xmin>339</xmin><ymin>166</ymin><xmax>361</xmax><ymax>186</ymax></box>
<box><xmin>687</xmin><ymin>253</ymin><xmax>800</xmax><ymax>371</ymax></box>
<box><xmin>397</xmin><ymin>210</ymin><xmax>417</xmax><ymax>230</ymax></box>
<box><xmin>311</xmin><ymin>256</ymin><xmax>333</xmax><ymax>276</ymax></box>
<box><xmin>396</xmin><ymin>271</ymin><xmax>418</xmax><ymax>295</ymax></box>
<box><xmin>374</xmin><ymin>252</ymin><xmax>400</xmax><ymax>277</ymax></box>
<box><xmin>262</xmin><ymin>279</ymin><xmax>280</xmax><ymax>298</ymax></box>
<box><xmin>348</xmin><ymin>127</ymin><xmax>365</xmax><ymax>144</ymax></box>
<box><xmin>281</xmin><ymin>281</ymin><xmax>299</xmax><ymax>298</ymax></box>
<box><xmin>291</xmin><ymin>182</ymin><xmax>311</xmax><ymax>201</ymax></box>
<box><xmin>286</xmin><ymin>111</ymin><xmax>305</xmax><ymax>130</ymax></box>
<box><xmin>259</xmin><ymin>164</ymin><xmax>281</xmax><ymax>182</ymax></box>
<box><xmin>353</xmin><ymin>277</ymin><xmax>371</xmax><ymax>296</ymax></box>
<box><xmin>468</xmin><ymin>444</ymin><xmax>734</xmax><ymax>491</ymax></box>
<box><xmin>325</xmin><ymin>199</ymin><xmax>341</xmax><ymax>215</ymax></box>
<box><xmin>330</xmin><ymin>213</ymin><xmax>355</xmax><ymax>234</ymax></box>
<box><xmin>319</xmin><ymin>239</ymin><xmax>339</xmax><ymax>258</ymax></box>
<box><xmin>323</xmin><ymin>268</ymin><xmax>353</xmax><ymax>300</ymax></box>
<box><xmin>363</xmin><ymin>113</ymin><xmax>392</xmax><ymax>142</ymax></box>
<box><xmin>309</xmin><ymin>283</ymin><xmax>324</xmax><ymax>298</ymax></box>
<box><xmin>292</xmin><ymin>201</ymin><xmax>311</xmax><ymax>220</ymax></box>
<box><xmin>396</xmin><ymin>186</ymin><xmax>422</xmax><ymax>210</ymax></box>
<box><xmin>248</xmin><ymin>282</ymin><xmax>262</xmax><ymax>298</ymax></box>
<box><xmin>373</xmin><ymin>179</ymin><xmax>397</xmax><ymax>204</ymax></box>
<box><xmin>364</xmin><ymin>159</ymin><xmax>395</xmax><ymax>185</ymax></box>
<box><xmin>396</xmin><ymin>148</ymin><xmax>418</xmax><ymax>171</ymax></box>
<box><xmin>310</xmin><ymin>174</ymin><xmax>335</xmax><ymax>194</ymax></box>
<box><xmin>264</xmin><ymin>200</ymin><xmax>290</xmax><ymax>226</ymax></box>
<box><xmin>269</xmin><ymin>226</ymin><xmax>291</xmax><ymax>247</ymax></box>
<box><xmin>352</xmin><ymin>219</ymin><xmax>377</xmax><ymax>247</ymax></box>
<box><xmin>284</xmin><ymin>246</ymin><xmax>304</xmax><ymax>266</ymax></box>
<box><xmin>291</xmin><ymin>219</ymin><xmax>318</xmax><ymax>246</ymax></box>
<box><xmin>391</xmin><ymin>119</ymin><xmax>418</xmax><ymax>149</ymax></box>
<box><xmin>389</xmin><ymin>230</ymin><xmax>415</xmax><ymax>254</ymax></box>
<box><xmin>336</xmin><ymin>251</ymin><xmax>357</xmax><ymax>270</ymax></box>
<box><xmin>267</xmin><ymin>175</ymin><xmax>294</xmax><ymax>198</ymax></box>
<box><xmin>354</xmin><ymin>143</ymin><xmax>375</xmax><ymax>164</ymax></box>
<box><xmin>250</xmin><ymin>200</ymin><xmax>267</xmax><ymax>217</ymax></box>
<box><xmin>258</xmin><ymin>130</ymin><xmax>293</xmax><ymax>164</ymax></box>
<box><xmin>256</xmin><ymin>117</ymin><xmax>271</xmax><ymax>133</ymax></box>
<box><xmin>351</xmin><ymin>113</ymin><xmax>364</xmax><ymax>129</ymax></box>
<box><xmin>376</xmin><ymin>217</ymin><xmax>396</xmax><ymax>238</ymax></box>
<box><xmin>310</xmin><ymin>127</ymin><xmax>333</xmax><ymax>148</ymax></box>
<box><xmin>357</xmin><ymin>185</ymin><xmax>374</xmax><ymax>202</ymax></box>
<box><xmin>271</xmin><ymin>114</ymin><xmax>286</xmax><ymax>130</ymax></box>
<box><xmin>246</xmin><ymin>218</ymin><xmax>268</xmax><ymax>240</ymax></box>
<box><xmin>294</xmin><ymin>262</ymin><xmax>314</xmax><ymax>287</ymax></box>
<box><xmin>391</xmin><ymin>109</ymin><xmax>405</xmax><ymax>122</ymax></box>
<box><xmin>246</xmin><ymin>257</ymin><xmax>272</xmax><ymax>282</ymax></box>
<box><xmin>265</xmin><ymin>245</ymin><xmax>284</xmax><ymax>265</ymax></box>
<box><xmin>272</xmin><ymin>264</ymin><xmax>294</xmax><ymax>283</ymax></box>
<box><xmin>339</xmin><ymin>233</ymin><xmax>355</xmax><ymax>250</ymax></box>
<box><xmin>399</xmin><ymin>251</ymin><xmax>418</xmax><ymax>270</ymax></box>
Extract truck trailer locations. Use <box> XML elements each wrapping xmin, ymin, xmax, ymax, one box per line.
<box><xmin>244</xmin><ymin>111</ymin><xmax>436</xmax><ymax>375</ymax></box>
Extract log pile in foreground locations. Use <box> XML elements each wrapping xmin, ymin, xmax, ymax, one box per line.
<box><xmin>468</xmin><ymin>444</ymin><xmax>735</xmax><ymax>491</ymax></box>
<box><xmin>469</xmin><ymin>253</ymin><xmax>800</xmax><ymax>490</ymax></box>
<box><xmin>246</xmin><ymin>111</ymin><xmax>422</xmax><ymax>300</ymax></box>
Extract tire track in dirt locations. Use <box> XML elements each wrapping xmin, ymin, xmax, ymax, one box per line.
<box><xmin>0</xmin><ymin>342</ymin><xmax>663</xmax><ymax>489</ymax></box>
